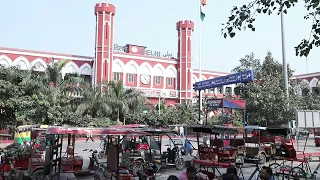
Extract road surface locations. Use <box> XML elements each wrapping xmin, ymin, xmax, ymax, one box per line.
<box><xmin>1</xmin><ymin>137</ymin><xmax>320</xmax><ymax>179</ymax></box>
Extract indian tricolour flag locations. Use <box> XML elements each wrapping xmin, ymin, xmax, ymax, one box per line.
<box><xmin>200</xmin><ymin>0</ymin><xmax>206</xmax><ymax>22</ymax></box>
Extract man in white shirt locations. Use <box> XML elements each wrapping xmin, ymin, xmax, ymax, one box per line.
<box><xmin>174</xmin><ymin>126</ymin><xmax>179</xmax><ymax>137</ymax></box>
<box><xmin>179</xmin><ymin>126</ymin><xmax>184</xmax><ymax>137</ymax></box>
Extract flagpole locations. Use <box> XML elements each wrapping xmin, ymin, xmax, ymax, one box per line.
<box><xmin>198</xmin><ymin>0</ymin><xmax>203</xmax><ymax>124</ymax></box>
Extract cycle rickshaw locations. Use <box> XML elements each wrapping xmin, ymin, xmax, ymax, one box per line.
<box><xmin>190</xmin><ymin>125</ymin><xmax>244</xmax><ymax>180</ymax></box>
<box><xmin>43</xmin><ymin>126</ymin><xmax>150</xmax><ymax>180</ymax></box>
<box><xmin>267</xmin><ymin>127</ymin><xmax>320</xmax><ymax>179</ymax></box>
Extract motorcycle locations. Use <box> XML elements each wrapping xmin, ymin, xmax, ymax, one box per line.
<box><xmin>83</xmin><ymin>149</ymin><xmax>107</xmax><ymax>172</ymax></box>
<box><xmin>123</xmin><ymin>149</ymin><xmax>146</xmax><ymax>176</ymax></box>
<box><xmin>160</xmin><ymin>145</ymin><xmax>185</xmax><ymax>170</ymax></box>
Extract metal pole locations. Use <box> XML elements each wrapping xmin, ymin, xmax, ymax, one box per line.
<box><xmin>198</xmin><ymin>90</ymin><xmax>201</xmax><ymax>124</ymax></box>
<box><xmin>306</xmin><ymin>57</ymin><xmax>309</xmax><ymax>73</ymax></box>
<box><xmin>158</xmin><ymin>91</ymin><xmax>161</xmax><ymax>116</ymax></box>
<box><xmin>281</xmin><ymin>0</ymin><xmax>289</xmax><ymax>97</ymax></box>
<box><xmin>198</xmin><ymin>0</ymin><xmax>203</xmax><ymax>116</ymax></box>
<box><xmin>205</xmin><ymin>106</ymin><xmax>208</xmax><ymax>125</ymax></box>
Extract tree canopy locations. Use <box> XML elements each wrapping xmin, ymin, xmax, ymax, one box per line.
<box><xmin>0</xmin><ymin>61</ymin><xmax>199</xmax><ymax>128</ymax></box>
<box><xmin>2</xmin><ymin>53</ymin><xmax>318</xmax><ymax>128</ymax></box>
<box><xmin>222</xmin><ymin>0</ymin><xmax>319</xmax><ymax>57</ymax></box>
<box><xmin>233</xmin><ymin>52</ymin><xmax>320</xmax><ymax>126</ymax></box>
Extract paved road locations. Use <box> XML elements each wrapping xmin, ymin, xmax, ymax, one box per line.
<box><xmin>69</xmin><ymin>137</ymin><xmax>320</xmax><ymax>179</ymax></box>
<box><xmin>1</xmin><ymin>137</ymin><xmax>320</xmax><ymax>179</ymax></box>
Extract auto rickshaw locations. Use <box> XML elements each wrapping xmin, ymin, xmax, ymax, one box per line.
<box><xmin>141</xmin><ymin>128</ymin><xmax>186</xmax><ymax>170</ymax></box>
<box><xmin>101</xmin><ymin>124</ymin><xmax>150</xmax><ymax>155</ymax></box>
<box><xmin>2</xmin><ymin>127</ymin><xmax>47</xmax><ymax>180</ymax></box>
<box><xmin>0</xmin><ymin>134</ymin><xmax>11</xmax><ymax>180</ymax></box>
<box><xmin>14</xmin><ymin>124</ymin><xmax>48</xmax><ymax>144</ymax></box>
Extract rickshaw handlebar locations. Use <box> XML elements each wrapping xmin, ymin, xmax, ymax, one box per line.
<box><xmin>83</xmin><ymin>149</ymin><xmax>93</xmax><ymax>152</ymax></box>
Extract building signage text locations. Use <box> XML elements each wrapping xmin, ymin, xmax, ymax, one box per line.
<box><xmin>113</xmin><ymin>44</ymin><xmax>173</xmax><ymax>58</ymax></box>
<box><xmin>136</xmin><ymin>88</ymin><xmax>177</xmax><ymax>98</ymax></box>
<box><xmin>207</xmin><ymin>99</ymin><xmax>222</xmax><ymax>107</ymax></box>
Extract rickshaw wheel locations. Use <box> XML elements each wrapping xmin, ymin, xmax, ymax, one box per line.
<box><xmin>175</xmin><ymin>158</ymin><xmax>185</xmax><ymax>170</ymax></box>
<box><xmin>235</xmin><ymin>155</ymin><xmax>244</xmax><ymax>165</ymax></box>
<box><xmin>31</xmin><ymin>169</ymin><xmax>44</xmax><ymax>180</ymax></box>
<box><xmin>316</xmin><ymin>143</ymin><xmax>320</xmax><ymax>147</ymax></box>
<box><xmin>269</xmin><ymin>163</ymin><xmax>282</xmax><ymax>180</ymax></box>
<box><xmin>130</xmin><ymin>162</ymin><xmax>144</xmax><ymax>176</ymax></box>
<box><xmin>98</xmin><ymin>151</ymin><xmax>106</xmax><ymax>159</ymax></box>
<box><xmin>7</xmin><ymin>170</ymin><xmax>24</xmax><ymax>180</ymax></box>
<box><xmin>289</xmin><ymin>166</ymin><xmax>306</xmax><ymax>179</ymax></box>
<box><xmin>257</xmin><ymin>154</ymin><xmax>266</xmax><ymax>164</ymax></box>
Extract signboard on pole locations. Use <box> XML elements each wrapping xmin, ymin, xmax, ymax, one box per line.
<box><xmin>296</xmin><ymin>110</ymin><xmax>320</xmax><ymax>128</ymax></box>
<box><xmin>193</xmin><ymin>70</ymin><xmax>254</xmax><ymax>91</ymax></box>
<box><xmin>207</xmin><ymin>99</ymin><xmax>223</xmax><ymax>107</ymax></box>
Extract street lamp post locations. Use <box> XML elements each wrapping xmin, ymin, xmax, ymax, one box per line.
<box><xmin>281</xmin><ymin>0</ymin><xmax>289</xmax><ymax>97</ymax></box>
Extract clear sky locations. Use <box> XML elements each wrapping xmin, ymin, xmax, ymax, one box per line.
<box><xmin>0</xmin><ymin>0</ymin><xmax>317</xmax><ymax>75</ymax></box>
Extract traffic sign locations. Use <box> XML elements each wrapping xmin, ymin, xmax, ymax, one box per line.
<box><xmin>193</xmin><ymin>70</ymin><xmax>254</xmax><ymax>91</ymax></box>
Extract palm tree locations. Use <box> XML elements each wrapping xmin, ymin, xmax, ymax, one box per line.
<box><xmin>75</xmin><ymin>86</ymin><xmax>111</xmax><ymax>118</ymax></box>
<box><xmin>105</xmin><ymin>81</ymin><xmax>146</xmax><ymax>123</ymax></box>
<box><xmin>45</xmin><ymin>59</ymin><xmax>68</xmax><ymax>87</ymax></box>
<box><xmin>176</xmin><ymin>101</ymin><xmax>198</xmax><ymax>124</ymax></box>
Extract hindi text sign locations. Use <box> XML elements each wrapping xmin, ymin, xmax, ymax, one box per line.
<box><xmin>113</xmin><ymin>44</ymin><xmax>173</xmax><ymax>58</ymax></box>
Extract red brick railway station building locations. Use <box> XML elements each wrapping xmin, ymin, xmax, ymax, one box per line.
<box><xmin>0</xmin><ymin>3</ymin><xmax>317</xmax><ymax>106</ymax></box>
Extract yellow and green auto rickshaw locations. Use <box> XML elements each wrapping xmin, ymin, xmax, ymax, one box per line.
<box><xmin>14</xmin><ymin>124</ymin><xmax>48</xmax><ymax>144</ymax></box>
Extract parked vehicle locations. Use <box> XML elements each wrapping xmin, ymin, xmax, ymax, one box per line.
<box><xmin>298</xmin><ymin>128</ymin><xmax>309</xmax><ymax>136</ymax></box>
<box><xmin>2</xmin><ymin>127</ymin><xmax>47</xmax><ymax>180</ymax></box>
<box><xmin>244</xmin><ymin>126</ymin><xmax>275</xmax><ymax>164</ymax></box>
<box><xmin>142</xmin><ymin>129</ymin><xmax>185</xmax><ymax>170</ymax></box>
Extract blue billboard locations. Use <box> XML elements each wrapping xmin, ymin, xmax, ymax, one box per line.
<box><xmin>193</xmin><ymin>70</ymin><xmax>254</xmax><ymax>91</ymax></box>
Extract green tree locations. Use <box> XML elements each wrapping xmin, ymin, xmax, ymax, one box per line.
<box><xmin>75</xmin><ymin>86</ymin><xmax>111</xmax><ymax>118</ymax></box>
<box><xmin>105</xmin><ymin>81</ymin><xmax>146</xmax><ymax>124</ymax></box>
<box><xmin>3</xmin><ymin>60</ymin><xmax>85</xmax><ymax>125</ymax></box>
<box><xmin>0</xmin><ymin>67</ymin><xmax>25</xmax><ymax>126</ymax></box>
<box><xmin>176</xmin><ymin>101</ymin><xmax>198</xmax><ymax>125</ymax></box>
<box><xmin>233</xmin><ymin>52</ymin><xmax>294</xmax><ymax>126</ymax></box>
<box><xmin>222</xmin><ymin>0</ymin><xmax>319</xmax><ymax>57</ymax></box>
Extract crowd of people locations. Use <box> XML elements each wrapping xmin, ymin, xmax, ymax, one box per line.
<box><xmin>164</xmin><ymin>165</ymin><xmax>275</xmax><ymax>180</ymax></box>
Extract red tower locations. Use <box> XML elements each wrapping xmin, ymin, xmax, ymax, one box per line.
<box><xmin>93</xmin><ymin>3</ymin><xmax>115</xmax><ymax>85</ymax></box>
<box><xmin>176</xmin><ymin>20</ymin><xmax>194</xmax><ymax>103</ymax></box>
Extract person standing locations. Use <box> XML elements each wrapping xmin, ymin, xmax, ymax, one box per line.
<box><xmin>184</xmin><ymin>139</ymin><xmax>193</xmax><ymax>155</ymax></box>
<box><xmin>86</xmin><ymin>129</ymin><xmax>94</xmax><ymax>142</ymax></box>
<box><xmin>174</xmin><ymin>126</ymin><xmax>179</xmax><ymax>137</ymax></box>
<box><xmin>86</xmin><ymin>134</ymin><xmax>94</xmax><ymax>142</ymax></box>
<box><xmin>179</xmin><ymin>126</ymin><xmax>184</xmax><ymax>137</ymax></box>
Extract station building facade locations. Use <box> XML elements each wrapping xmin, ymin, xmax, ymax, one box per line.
<box><xmin>0</xmin><ymin>2</ymin><xmax>315</xmax><ymax>106</ymax></box>
<box><xmin>0</xmin><ymin>3</ymin><xmax>237</xmax><ymax>106</ymax></box>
